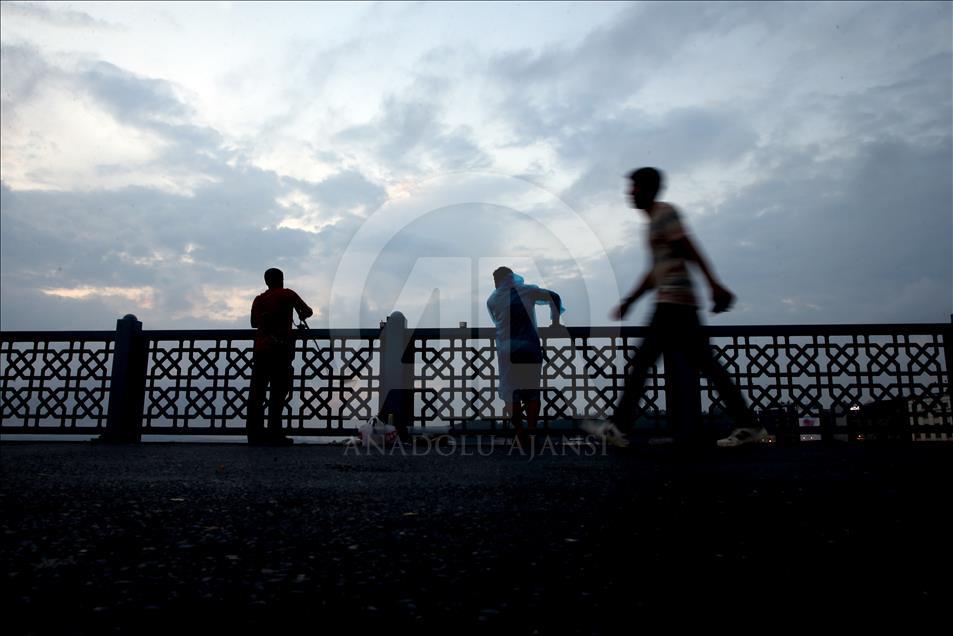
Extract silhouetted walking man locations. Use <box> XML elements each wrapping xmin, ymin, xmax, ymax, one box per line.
<box><xmin>247</xmin><ymin>268</ymin><xmax>313</xmax><ymax>446</ymax></box>
<box><xmin>585</xmin><ymin>167</ymin><xmax>767</xmax><ymax>448</ymax></box>
<box><xmin>487</xmin><ymin>267</ymin><xmax>563</xmax><ymax>448</ymax></box>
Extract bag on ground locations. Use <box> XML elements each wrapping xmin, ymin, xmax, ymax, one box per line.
<box><xmin>357</xmin><ymin>416</ymin><xmax>399</xmax><ymax>446</ymax></box>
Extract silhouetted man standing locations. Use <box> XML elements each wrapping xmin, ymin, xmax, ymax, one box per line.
<box><xmin>247</xmin><ymin>268</ymin><xmax>313</xmax><ymax>446</ymax></box>
<box><xmin>585</xmin><ymin>167</ymin><xmax>767</xmax><ymax>448</ymax></box>
<box><xmin>487</xmin><ymin>267</ymin><xmax>563</xmax><ymax>448</ymax></box>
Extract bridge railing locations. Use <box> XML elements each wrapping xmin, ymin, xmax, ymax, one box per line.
<box><xmin>0</xmin><ymin>330</ymin><xmax>116</xmax><ymax>434</ymax></box>
<box><xmin>0</xmin><ymin>317</ymin><xmax>382</xmax><ymax>438</ymax></box>
<box><xmin>140</xmin><ymin>327</ymin><xmax>381</xmax><ymax>437</ymax></box>
<box><xmin>1</xmin><ymin>314</ymin><xmax>951</xmax><ymax>440</ymax></box>
<box><xmin>407</xmin><ymin>321</ymin><xmax>953</xmax><ymax>440</ymax></box>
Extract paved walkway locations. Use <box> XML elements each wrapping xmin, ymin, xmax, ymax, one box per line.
<box><xmin>2</xmin><ymin>442</ymin><xmax>951</xmax><ymax>633</ymax></box>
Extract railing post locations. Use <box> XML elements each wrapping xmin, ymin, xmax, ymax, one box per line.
<box><xmin>100</xmin><ymin>314</ymin><xmax>146</xmax><ymax>443</ymax></box>
<box><xmin>663</xmin><ymin>349</ymin><xmax>701</xmax><ymax>442</ymax></box>
<box><xmin>379</xmin><ymin>312</ymin><xmax>414</xmax><ymax>440</ymax></box>
<box><xmin>945</xmin><ymin>315</ymin><xmax>953</xmax><ymax>399</ymax></box>
<box><xmin>943</xmin><ymin>315</ymin><xmax>953</xmax><ymax>429</ymax></box>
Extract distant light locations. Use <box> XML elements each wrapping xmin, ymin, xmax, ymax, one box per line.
<box><xmin>850</xmin><ymin>405</ymin><xmax>861</xmax><ymax>412</ymax></box>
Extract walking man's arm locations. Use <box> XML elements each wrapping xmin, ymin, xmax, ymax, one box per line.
<box><xmin>672</xmin><ymin>235</ymin><xmax>734</xmax><ymax>313</ymax></box>
<box><xmin>611</xmin><ymin>271</ymin><xmax>655</xmax><ymax>320</ymax></box>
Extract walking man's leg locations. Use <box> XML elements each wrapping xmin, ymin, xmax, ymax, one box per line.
<box><xmin>693</xmin><ymin>339</ymin><xmax>767</xmax><ymax>447</ymax></box>
<box><xmin>610</xmin><ymin>320</ymin><xmax>664</xmax><ymax>432</ymax></box>
<box><xmin>582</xmin><ymin>322</ymin><xmax>663</xmax><ymax>447</ymax></box>
<box><xmin>698</xmin><ymin>351</ymin><xmax>754</xmax><ymax>427</ymax></box>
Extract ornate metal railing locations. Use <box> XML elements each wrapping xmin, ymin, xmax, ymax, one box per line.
<box><xmin>0</xmin><ymin>331</ymin><xmax>115</xmax><ymax>432</ymax></box>
<box><xmin>140</xmin><ymin>329</ymin><xmax>380</xmax><ymax>435</ymax></box>
<box><xmin>409</xmin><ymin>323</ymin><xmax>953</xmax><ymax>435</ymax></box>
<box><xmin>1</xmin><ymin>315</ymin><xmax>951</xmax><ymax>440</ymax></box>
<box><xmin>1</xmin><ymin>320</ymin><xmax>380</xmax><ymax>437</ymax></box>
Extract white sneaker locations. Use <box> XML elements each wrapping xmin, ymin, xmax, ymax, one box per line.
<box><xmin>716</xmin><ymin>427</ymin><xmax>769</xmax><ymax>448</ymax></box>
<box><xmin>580</xmin><ymin>420</ymin><xmax>630</xmax><ymax>448</ymax></box>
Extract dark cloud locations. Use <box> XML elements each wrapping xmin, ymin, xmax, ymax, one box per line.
<box><xmin>81</xmin><ymin>61</ymin><xmax>190</xmax><ymax>123</ymax></box>
<box><xmin>0</xmin><ymin>157</ymin><xmax>395</xmax><ymax>329</ymax></box>
<box><xmin>0</xmin><ymin>43</ymin><xmax>389</xmax><ymax>330</ymax></box>
<box><xmin>0</xmin><ymin>285</ymin><xmax>131</xmax><ymax>332</ymax></box>
<box><xmin>560</xmin><ymin>106</ymin><xmax>760</xmax><ymax>210</ymax></box>
<box><xmin>76</xmin><ymin>60</ymin><xmax>230</xmax><ymax>175</ymax></box>
<box><xmin>287</xmin><ymin>169</ymin><xmax>387</xmax><ymax>215</ymax></box>
<box><xmin>608</xmin><ymin>131</ymin><xmax>953</xmax><ymax>325</ymax></box>
<box><xmin>0</xmin><ymin>43</ymin><xmax>50</xmax><ymax>114</ymax></box>
<box><xmin>828</xmin><ymin>52</ymin><xmax>953</xmax><ymax>146</ymax></box>
<box><xmin>2</xmin><ymin>2</ymin><xmax>950</xmax><ymax>332</ymax></box>
<box><xmin>336</xmin><ymin>91</ymin><xmax>491</xmax><ymax>174</ymax></box>
<box><xmin>0</xmin><ymin>2</ymin><xmax>120</xmax><ymax>30</ymax></box>
<box><xmin>485</xmin><ymin>2</ymin><xmax>756</xmax><ymax>144</ymax></box>
<box><xmin>484</xmin><ymin>0</ymin><xmax>951</xmax><ymax>160</ymax></box>
<box><xmin>478</xmin><ymin>2</ymin><xmax>953</xmax><ymax>326</ymax></box>
<box><xmin>1</xmin><ymin>43</ymin><xmax>225</xmax><ymax>183</ymax></box>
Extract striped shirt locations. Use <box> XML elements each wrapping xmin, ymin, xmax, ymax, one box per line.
<box><xmin>648</xmin><ymin>202</ymin><xmax>697</xmax><ymax>306</ymax></box>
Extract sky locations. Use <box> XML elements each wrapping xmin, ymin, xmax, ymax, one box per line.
<box><xmin>1</xmin><ymin>0</ymin><xmax>951</xmax><ymax>331</ymax></box>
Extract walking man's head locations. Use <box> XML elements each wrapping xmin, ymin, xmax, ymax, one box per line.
<box><xmin>628</xmin><ymin>167</ymin><xmax>663</xmax><ymax>212</ymax></box>
<box><xmin>492</xmin><ymin>266</ymin><xmax>514</xmax><ymax>289</ymax></box>
<box><xmin>264</xmin><ymin>268</ymin><xmax>284</xmax><ymax>289</ymax></box>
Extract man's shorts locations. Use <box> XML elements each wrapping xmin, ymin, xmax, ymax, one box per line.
<box><xmin>510</xmin><ymin>361</ymin><xmax>542</xmax><ymax>403</ymax></box>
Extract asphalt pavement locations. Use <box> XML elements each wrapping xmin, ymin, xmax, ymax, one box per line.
<box><xmin>2</xmin><ymin>441</ymin><xmax>951</xmax><ymax>633</ymax></box>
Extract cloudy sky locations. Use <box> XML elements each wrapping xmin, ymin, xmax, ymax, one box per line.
<box><xmin>1</xmin><ymin>0</ymin><xmax>950</xmax><ymax>331</ymax></box>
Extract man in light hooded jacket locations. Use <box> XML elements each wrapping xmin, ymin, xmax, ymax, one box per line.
<box><xmin>486</xmin><ymin>267</ymin><xmax>564</xmax><ymax>447</ymax></box>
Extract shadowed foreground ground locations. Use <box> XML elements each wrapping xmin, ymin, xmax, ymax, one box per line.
<box><xmin>2</xmin><ymin>441</ymin><xmax>952</xmax><ymax>633</ymax></box>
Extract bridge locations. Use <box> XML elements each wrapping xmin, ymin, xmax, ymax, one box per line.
<box><xmin>1</xmin><ymin>313</ymin><xmax>951</xmax><ymax>442</ymax></box>
<box><xmin>2</xmin><ymin>315</ymin><xmax>952</xmax><ymax>632</ymax></box>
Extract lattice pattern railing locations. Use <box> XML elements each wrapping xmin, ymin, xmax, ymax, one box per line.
<box><xmin>410</xmin><ymin>327</ymin><xmax>666</xmax><ymax>427</ymax></box>
<box><xmin>141</xmin><ymin>330</ymin><xmax>380</xmax><ymax>434</ymax></box>
<box><xmin>409</xmin><ymin>325</ymin><xmax>953</xmax><ymax>430</ymax></box>
<box><xmin>701</xmin><ymin>327</ymin><xmax>951</xmax><ymax>419</ymax></box>
<box><xmin>0</xmin><ymin>332</ymin><xmax>115</xmax><ymax>431</ymax></box>
<box><xmin>1</xmin><ymin>322</ymin><xmax>950</xmax><ymax>437</ymax></box>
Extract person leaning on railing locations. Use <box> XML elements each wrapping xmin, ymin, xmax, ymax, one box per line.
<box><xmin>486</xmin><ymin>266</ymin><xmax>564</xmax><ymax>448</ymax></box>
<box><xmin>246</xmin><ymin>267</ymin><xmax>313</xmax><ymax>446</ymax></box>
